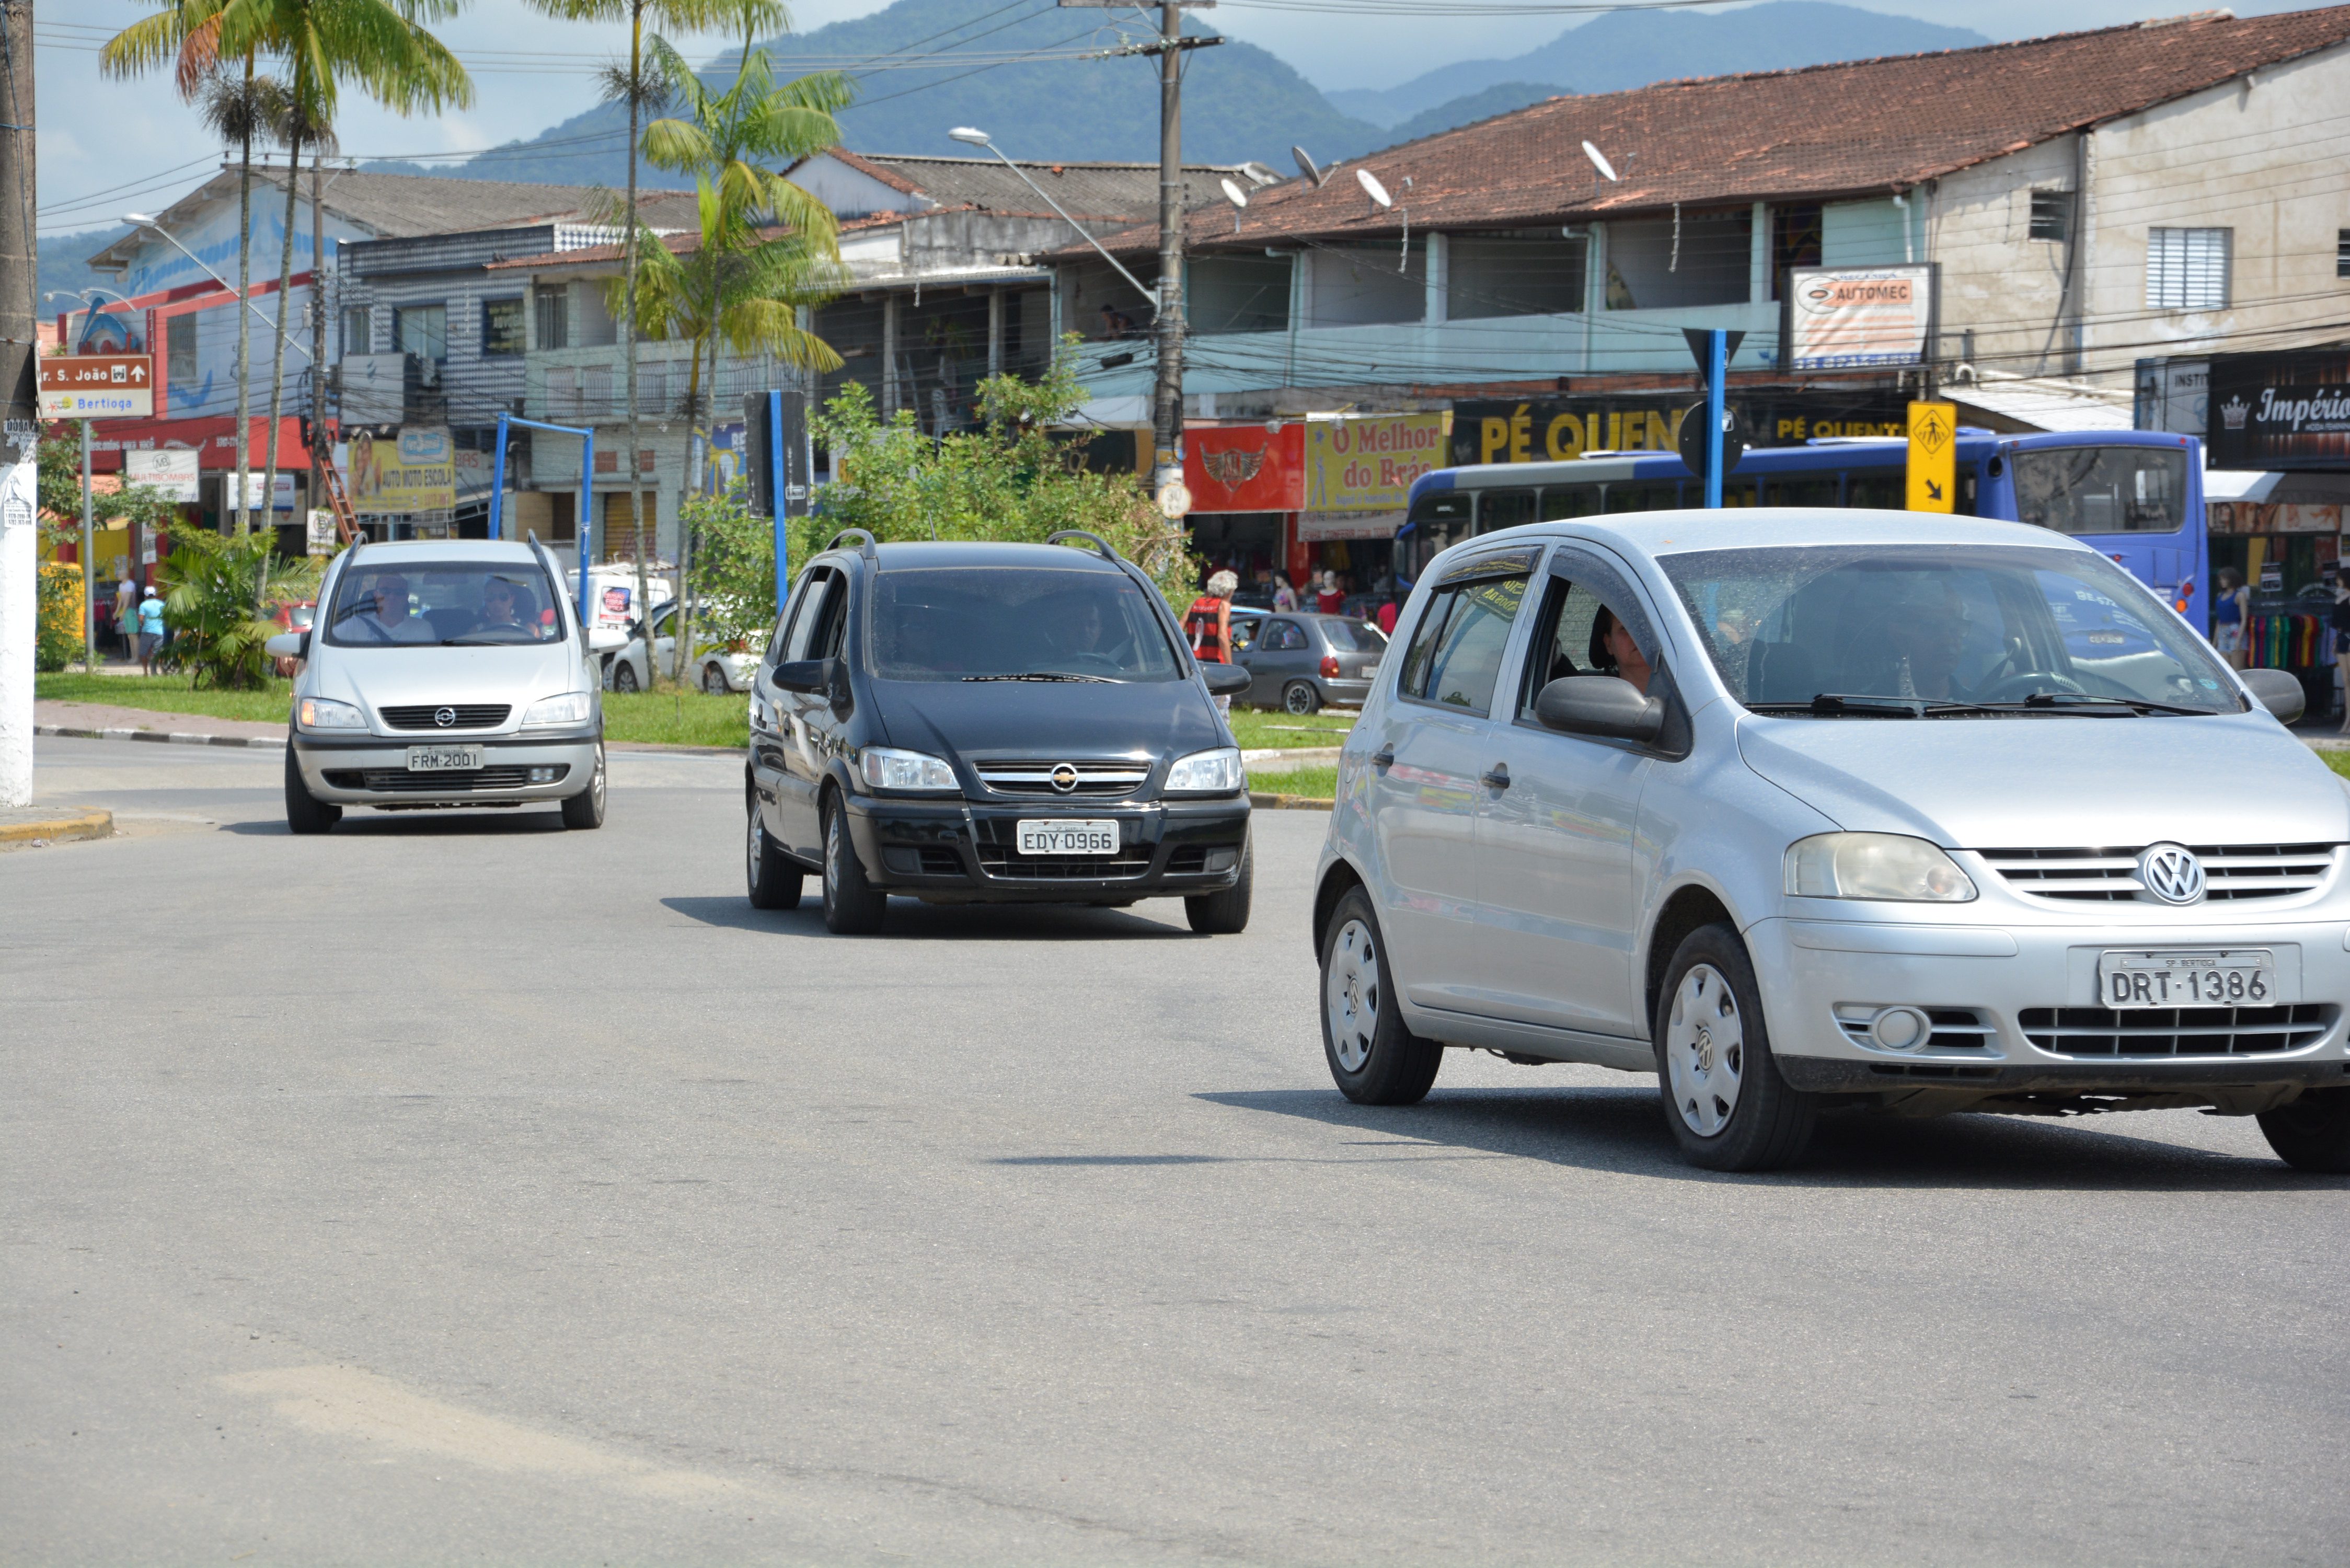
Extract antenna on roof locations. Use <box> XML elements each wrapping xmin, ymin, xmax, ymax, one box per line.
<box><xmin>1292</xmin><ymin>145</ymin><xmax>1326</xmax><ymax>187</ymax></box>
<box><xmin>1356</xmin><ymin>167</ymin><xmax>1392</xmax><ymax>216</ymax></box>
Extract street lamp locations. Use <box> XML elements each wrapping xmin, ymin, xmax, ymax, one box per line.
<box><xmin>120</xmin><ymin>213</ymin><xmax>312</xmax><ymax>360</ymax></box>
<box><xmin>944</xmin><ymin>129</ymin><xmax>1158</xmax><ymax>315</ymax></box>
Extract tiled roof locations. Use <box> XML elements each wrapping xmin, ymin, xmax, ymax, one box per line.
<box><xmin>817</xmin><ymin>152</ymin><xmax>1253</xmax><ymax>222</ymax></box>
<box><xmin>1070</xmin><ymin>6</ymin><xmax>2350</xmax><ymax>256</ymax></box>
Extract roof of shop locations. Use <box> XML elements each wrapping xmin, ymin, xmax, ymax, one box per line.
<box><xmin>1065</xmin><ymin>5</ymin><xmax>2350</xmax><ymax>256</ymax></box>
<box><xmin>806</xmin><ymin>149</ymin><xmax>1255</xmax><ymax>221</ymax></box>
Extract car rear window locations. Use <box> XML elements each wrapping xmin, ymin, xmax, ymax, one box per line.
<box><xmin>1323</xmin><ymin>620</ymin><xmax>1387</xmax><ymax>653</ymax></box>
<box><xmin>868</xmin><ymin>567</ymin><xmax>1182</xmax><ymax>682</ymax></box>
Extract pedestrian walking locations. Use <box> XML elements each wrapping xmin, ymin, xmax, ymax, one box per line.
<box><xmin>1376</xmin><ymin>597</ymin><xmax>1399</xmax><ymax>637</ymax></box>
<box><xmin>136</xmin><ymin>586</ymin><xmax>167</xmax><ymax>676</ymax></box>
<box><xmin>112</xmin><ymin>574</ymin><xmax>139</xmax><ymax>660</ymax></box>
<box><xmin>2212</xmin><ymin>566</ymin><xmax>2249</xmax><ymax>667</ymax></box>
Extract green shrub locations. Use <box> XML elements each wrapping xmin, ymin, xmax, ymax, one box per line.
<box><xmin>155</xmin><ymin>524</ymin><xmax>319</xmax><ymax>690</ymax></box>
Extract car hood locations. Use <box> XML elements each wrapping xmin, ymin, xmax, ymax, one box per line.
<box><xmin>874</xmin><ymin>676</ymin><xmax>1227</xmax><ymax>763</ymax></box>
<box><xmin>316</xmin><ymin>641</ymin><xmax>588</xmax><ymax>718</ymax></box>
<box><xmin>1736</xmin><ymin>712</ymin><xmax>2350</xmax><ymax>848</ymax></box>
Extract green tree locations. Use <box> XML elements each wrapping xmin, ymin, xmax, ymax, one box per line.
<box><xmin>631</xmin><ymin>16</ymin><xmax>849</xmax><ymax>679</ymax></box>
<box><xmin>805</xmin><ymin>342</ymin><xmax>1195</xmax><ymax>607</ymax></box>
<box><xmin>680</xmin><ymin>480</ymin><xmax>775</xmax><ymax>658</ymax></box>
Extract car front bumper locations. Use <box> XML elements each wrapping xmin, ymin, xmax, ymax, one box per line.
<box><xmin>292</xmin><ymin>728</ymin><xmax>601</xmax><ymax>806</ymax></box>
<box><xmin>842</xmin><ymin>793</ymin><xmax>1251</xmax><ymax>902</ymax></box>
<box><xmin>1744</xmin><ymin>912</ymin><xmax>2350</xmax><ymax>1094</ymax></box>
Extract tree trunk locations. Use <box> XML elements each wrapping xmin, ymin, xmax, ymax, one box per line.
<box><xmin>673</xmin><ymin>331</ymin><xmax>706</xmax><ymax>686</ymax></box>
<box><xmin>257</xmin><ymin>100</ymin><xmax>302</xmax><ymax>607</ymax></box>
<box><xmin>624</xmin><ymin>0</ymin><xmax>656</xmax><ymax>689</ymax></box>
<box><xmin>231</xmin><ymin>52</ymin><xmax>255</xmax><ymax>535</ymax></box>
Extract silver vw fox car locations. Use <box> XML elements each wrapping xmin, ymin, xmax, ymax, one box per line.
<box><xmin>272</xmin><ymin>539</ymin><xmax>607</xmax><ymax>833</ymax></box>
<box><xmin>1313</xmin><ymin>509</ymin><xmax>2350</xmax><ymax>1172</ymax></box>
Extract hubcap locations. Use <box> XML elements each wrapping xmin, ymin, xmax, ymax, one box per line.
<box><xmin>1324</xmin><ymin>917</ymin><xmax>1380</xmax><ymax>1073</ymax></box>
<box><xmin>1666</xmin><ymin>963</ymin><xmax>1745</xmax><ymax>1137</ymax></box>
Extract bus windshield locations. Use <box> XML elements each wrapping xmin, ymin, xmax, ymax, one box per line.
<box><xmin>2011</xmin><ymin>445</ymin><xmax>2187</xmax><ymax>534</ymax></box>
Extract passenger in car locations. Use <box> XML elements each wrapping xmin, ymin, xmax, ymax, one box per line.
<box><xmin>343</xmin><ymin>575</ymin><xmax>431</xmax><ymax>643</ymax></box>
<box><xmin>1588</xmin><ymin>604</ymin><xmax>1653</xmax><ymax>695</ymax></box>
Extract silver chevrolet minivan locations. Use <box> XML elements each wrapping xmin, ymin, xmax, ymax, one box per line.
<box><xmin>1312</xmin><ymin>509</ymin><xmax>2350</xmax><ymax>1172</ymax></box>
<box><xmin>271</xmin><ymin>538</ymin><xmax>607</xmax><ymax>833</ymax></box>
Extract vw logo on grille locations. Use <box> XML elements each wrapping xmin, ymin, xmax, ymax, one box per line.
<box><xmin>434</xmin><ymin>707</ymin><xmax>457</xmax><ymax>728</ymax></box>
<box><xmin>2137</xmin><ymin>842</ymin><xmax>2206</xmax><ymax>905</ymax></box>
<box><xmin>1050</xmin><ymin>764</ymin><xmax>1080</xmax><ymax>793</ymax></box>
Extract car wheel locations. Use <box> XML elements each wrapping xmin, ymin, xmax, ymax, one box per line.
<box><xmin>1283</xmin><ymin>681</ymin><xmax>1321</xmax><ymax>716</ymax></box>
<box><xmin>283</xmin><ymin>745</ymin><xmax>341</xmax><ymax>835</ymax></box>
<box><xmin>746</xmin><ymin>791</ymin><xmax>803</xmax><ymax>910</ymax></box>
<box><xmin>1654</xmin><ymin>924</ymin><xmax>1817</xmax><ymax>1171</ymax></box>
<box><xmin>702</xmin><ymin>662</ymin><xmax>729</xmax><ymax>696</ymax></box>
<box><xmin>1318</xmin><ymin>886</ymin><xmax>1442</xmax><ymax>1104</ymax></box>
<box><xmin>612</xmin><ymin>661</ymin><xmax>640</xmax><ymax>693</ymax></box>
<box><xmin>1184</xmin><ymin>835</ymin><xmax>1253</xmax><ymax>934</ymax></box>
<box><xmin>559</xmin><ymin>741</ymin><xmax>607</xmax><ymax>830</ymax></box>
<box><xmin>2255</xmin><ymin>1088</ymin><xmax>2350</xmax><ymax>1172</ymax></box>
<box><xmin>821</xmin><ymin>794</ymin><xmax>888</xmax><ymax>935</ymax></box>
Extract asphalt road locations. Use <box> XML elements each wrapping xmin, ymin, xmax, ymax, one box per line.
<box><xmin>7</xmin><ymin>736</ymin><xmax>2347</xmax><ymax>1566</ymax></box>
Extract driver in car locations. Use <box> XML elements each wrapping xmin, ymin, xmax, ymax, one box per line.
<box><xmin>1057</xmin><ymin>596</ymin><xmax>1131</xmax><ymax>667</ymax></box>
<box><xmin>1851</xmin><ymin>582</ymin><xmax>1972</xmax><ymax>699</ymax></box>
<box><xmin>474</xmin><ymin>578</ymin><xmax>528</xmax><ymax>636</ymax></box>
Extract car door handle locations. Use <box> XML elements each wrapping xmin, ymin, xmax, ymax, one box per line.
<box><xmin>1481</xmin><ymin>764</ymin><xmax>1511</xmax><ymax>790</ymax></box>
<box><xmin>1371</xmin><ymin>746</ymin><xmax>1394</xmax><ymax>769</ymax></box>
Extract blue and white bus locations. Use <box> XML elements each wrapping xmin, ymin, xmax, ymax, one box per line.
<box><xmin>1401</xmin><ymin>428</ymin><xmax>2209</xmax><ymax>630</ymax></box>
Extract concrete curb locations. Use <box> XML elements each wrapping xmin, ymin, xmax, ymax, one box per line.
<box><xmin>1250</xmin><ymin>791</ymin><xmax>1334</xmax><ymax>811</ymax></box>
<box><xmin>0</xmin><ymin>806</ymin><xmax>114</xmax><ymax>846</ymax></box>
<box><xmin>37</xmin><ymin>723</ymin><xmax>286</xmax><ymax>750</ymax></box>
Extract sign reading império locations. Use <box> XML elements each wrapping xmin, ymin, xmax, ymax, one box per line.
<box><xmin>38</xmin><ymin>354</ymin><xmax>155</xmax><ymax>419</ymax></box>
<box><xmin>1785</xmin><ymin>264</ymin><xmax>1936</xmax><ymax>371</ymax></box>
<box><xmin>1303</xmin><ymin>413</ymin><xmax>1450</xmax><ymax>511</ymax></box>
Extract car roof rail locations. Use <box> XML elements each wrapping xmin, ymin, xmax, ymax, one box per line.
<box><xmin>1046</xmin><ymin>529</ymin><xmax>1121</xmax><ymax>563</ymax></box>
<box><xmin>826</xmin><ymin>527</ymin><xmax>879</xmax><ymax>562</ymax></box>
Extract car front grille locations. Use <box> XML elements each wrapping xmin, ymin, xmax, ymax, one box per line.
<box><xmin>974</xmin><ymin>760</ymin><xmax>1152</xmax><ymax>798</ymax></box>
<box><xmin>322</xmin><ymin>766</ymin><xmax>555</xmax><ymax>793</ymax></box>
<box><xmin>974</xmin><ymin>842</ymin><xmax>1154</xmax><ymax>880</ymax></box>
<box><xmin>2019</xmin><ymin>1003</ymin><xmax>2334</xmax><ymax>1056</ymax></box>
<box><xmin>379</xmin><ymin>703</ymin><xmax>513</xmax><ymax>731</ymax></box>
<box><xmin>1974</xmin><ymin>843</ymin><xmax>2337</xmax><ymax>902</ymax></box>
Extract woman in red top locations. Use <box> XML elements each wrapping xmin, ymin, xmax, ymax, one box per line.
<box><xmin>1185</xmin><ymin>569</ymin><xmax>1240</xmax><ymax>663</ymax></box>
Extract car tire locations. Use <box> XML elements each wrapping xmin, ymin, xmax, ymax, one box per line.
<box><xmin>559</xmin><ymin>741</ymin><xmax>607</xmax><ymax>830</ymax></box>
<box><xmin>702</xmin><ymin>662</ymin><xmax>729</xmax><ymax>696</ymax></box>
<box><xmin>1283</xmin><ymin>681</ymin><xmax>1321</xmax><ymax>716</ymax></box>
<box><xmin>1654</xmin><ymin>923</ymin><xmax>1817</xmax><ymax>1171</ymax></box>
<box><xmin>821</xmin><ymin>794</ymin><xmax>888</xmax><ymax>935</ymax></box>
<box><xmin>1184</xmin><ymin>836</ymin><xmax>1253</xmax><ymax>934</ymax></box>
<box><xmin>283</xmin><ymin>745</ymin><xmax>341</xmax><ymax>835</ymax></box>
<box><xmin>1319</xmin><ymin>887</ymin><xmax>1442</xmax><ymax>1104</ymax></box>
<box><xmin>2255</xmin><ymin>1088</ymin><xmax>2350</xmax><ymax>1173</ymax></box>
<box><xmin>746</xmin><ymin>792</ymin><xmax>802</xmax><ymax>910</ymax></box>
<box><xmin>612</xmin><ymin>661</ymin><xmax>640</xmax><ymax>693</ymax></box>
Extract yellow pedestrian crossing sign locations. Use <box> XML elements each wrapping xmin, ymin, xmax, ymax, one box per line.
<box><xmin>1907</xmin><ymin>400</ymin><xmax>1956</xmax><ymax>512</ymax></box>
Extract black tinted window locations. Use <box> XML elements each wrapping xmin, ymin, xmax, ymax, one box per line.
<box><xmin>869</xmin><ymin>567</ymin><xmax>1181</xmax><ymax>682</ymax></box>
<box><xmin>1398</xmin><ymin>576</ymin><xmax>1527</xmax><ymax>714</ymax></box>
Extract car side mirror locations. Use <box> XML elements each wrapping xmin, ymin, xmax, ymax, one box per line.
<box><xmin>826</xmin><ymin>656</ymin><xmax>855</xmax><ymax>718</ymax></box>
<box><xmin>264</xmin><ymin>630</ymin><xmax>308</xmax><ymax>660</ymax></box>
<box><xmin>2240</xmin><ymin>666</ymin><xmax>2306</xmax><ymax>723</ymax></box>
<box><xmin>1201</xmin><ymin>662</ymin><xmax>1252</xmax><ymax>696</ymax></box>
<box><xmin>1534</xmin><ymin>675</ymin><xmax>1665</xmax><ymax>743</ymax></box>
<box><xmin>773</xmin><ymin>658</ymin><xmax>826</xmax><ymax>695</ymax></box>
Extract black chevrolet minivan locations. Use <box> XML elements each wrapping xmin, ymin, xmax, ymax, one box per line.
<box><xmin>745</xmin><ymin>531</ymin><xmax>1257</xmax><ymax>935</ymax></box>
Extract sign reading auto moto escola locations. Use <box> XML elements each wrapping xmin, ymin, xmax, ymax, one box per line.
<box><xmin>39</xmin><ymin>354</ymin><xmax>154</xmax><ymax>419</ymax></box>
<box><xmin>1784</xmin><ymin>264</ymin><xmax>1936</xmax><ymax>371</ymax></box>
<box><xmin>343</xmin><ymin>426</ymin><xmax>457</xmax><ymax>514</ymax></box>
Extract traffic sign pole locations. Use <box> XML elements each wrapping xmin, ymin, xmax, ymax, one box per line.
<box><xmin>80</xmin><ymin>420</ymin><xmax>95</xmax><ymax>670</ymax></box>
<box><xmin>1705</xmin><ymin>330</ymin><xmax>1727</xmax><ymax>510</ymax></box>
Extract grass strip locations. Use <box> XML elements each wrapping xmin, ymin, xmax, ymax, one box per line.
<box><xmin>1250</xmin><ymin>764</ymin><xmax>1338</xmax><ymax>801</ymax></box>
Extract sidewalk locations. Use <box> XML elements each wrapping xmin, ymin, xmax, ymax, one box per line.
<box><xmin>36</xmin><ymin>699</ymin><xmax>287</xmax><ymax>748</ymax></box>
<box><xmin>0</xmin><ymin>803</ymin><xmax>114</xmax><ymax>847</ymax></box>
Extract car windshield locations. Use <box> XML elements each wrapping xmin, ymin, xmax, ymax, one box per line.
<box><xmin>325</xmin><ymin>559</ymin><xmax>565</xmax><ymax>647</ymax></box>
<box><xmin>869</xmin><ymin>566</ymin><xmax>1182</xmax><ymax>682</ymax></box>
<box><xmin>1324</xmin><ymin>619</ymin><xmax>1388</xmax><ymax>652</ymax></box>
<box><xmin>1661</xmin><ymin>543</ymin><xmax>2243</xmax><ymax>716</ymax></box>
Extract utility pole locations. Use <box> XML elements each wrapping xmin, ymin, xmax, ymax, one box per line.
<box><xmin>0</xmin><ymin>0</ymin><xmax>38</xmax><ymax>809</ymax></box>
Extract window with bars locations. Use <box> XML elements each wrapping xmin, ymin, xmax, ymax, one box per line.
<box><xmin>2028</xmin><ymin>190</ymin><xmax>2071</xmax><ymax>243</ymax></box>
<box><xmin>339</xmin><ymin>305</ymin><xmax>370</xmax><ymax>355</ymax></box>
<box><xmin>166</xmin><ymin>312</ymin><xmax>198</xmax><ymax>386</ymax></box>
<box><xmin>535</xmin><ymin>286</ymin><xmax>568</xmax><ymax>351</ymax></box>
<box><xmin>2145</xmin><ymin>228</ymin><xmax>2231</xmax><ymax>309</ymax></box>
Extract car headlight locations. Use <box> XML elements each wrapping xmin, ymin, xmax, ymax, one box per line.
<box><xmin>1165</xmin><ymin>746</ymin><xmax>1246</xmax><ymax>795</ymax></box>
<box><xmin>858</xmin><ymin>747</ymin><xmax>958</xmax><ymax>793</ymax></box>
<box><xmin>1785</xmin><ymin>833</ymin><xmax>1977</xmax><ymax>902</ymax></box>
<box><xmin>296</xmin><ymin>696</ymin><xmax>365</xmax><ymax>730</ymax></box>
<box><xmin>522</xmin><ymin>691</ymin><xmax>593</xmax><ymax>728</ymax></box>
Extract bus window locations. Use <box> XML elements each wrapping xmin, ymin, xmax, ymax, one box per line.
<box><xmin>1956</xmin><ymin>465</ymin><xmax>1979</xmax><ymax>515</ymax></box>
<box><xmin>1605</xmin><ymin>482</ymin><xmax>1681</xmax><ymax>513</ymax></box>
<box><xmin>1723</xmin><ymin>480</ymin><xmax>1758</xmax><ymax>508</ymax></box>
<box><xmin>2012</xmin><ymin>445</ymin><xmax>2186</xmax><ymax>534</ymax></box>
<box><xmin>1766</xmin><ymin>477</ymin><xmax>1839</xmax><ymax>508</ymax></box>
<box><xmin>1402</xmin><ymin>489</ymin><xmax>1473</xmax><ymax>581</ymax></box>
<box><xmin>1539</xmin><ymin>483</ymin><xmax>1600</xmax><ymax>521</ymax></box>
<box><xmin>1847</xmin><ymin>468</ymin><xmax>1903</xmax><ymax>509</ymax></box>
<box><xmin>1479</xmin><ymin>488</ymin><xmax>1536</xmax><ymax>533</ymax></box>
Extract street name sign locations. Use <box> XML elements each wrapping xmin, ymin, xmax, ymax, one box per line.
<box><xmin>39</xmin><ymin>355</ymin><xmax>155</xmax><ymax>420</ymax></box>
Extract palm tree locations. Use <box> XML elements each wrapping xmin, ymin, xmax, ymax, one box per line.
<box><xmin>523</xmin><ymin>0</ymin><xmax>774</xmax><ymax>688</ymax></box>
<box><xmin>631</xmin><ymin>22</ymin><xmax>848</xmax><ymax>678</ymax></box>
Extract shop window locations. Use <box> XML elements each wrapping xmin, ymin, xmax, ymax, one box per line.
<box><xmin>1448</xmin><ymin>230</ymin><xmax>1585</xmax><ymax>319</ymax></box>
<box><xmin>2146</xmin><ymin>228</ymin><xmax>2230</xmax><ymax>310</ymax></box>
<box><xmin>482</xmin><ymin>297</ymin><xmax>526</xmax><ymax>356</ymax></box>
<box><xmin>2029</xmin><ymin>190</ymin><xmax>2072</xmax><ymax>243</ymax></box>
<box><xmin>339</xmin><ymin>305</ymin><xmax>370</xmax><ymax>356</ymax></box>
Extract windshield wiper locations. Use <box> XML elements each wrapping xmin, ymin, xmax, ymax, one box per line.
<box><xmin>440</xmin><ymin>633</ymin><xmax>533</xmax><ymax>647</ymax></box>
<box><xmin>2015</xmin><ymin>691</ymin><xmax>2212</xmax><ymax>717</ymax></box>
<box><xmin>961</xmin><ymin>672</ymin><xmax>1118</xmax><ymax>684</ymax></box>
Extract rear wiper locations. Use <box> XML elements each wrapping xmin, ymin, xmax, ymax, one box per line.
<box><xmin>961</xmin><ymin>672</ymin><xmax>1117</xmax><ymax>684</ymax></box>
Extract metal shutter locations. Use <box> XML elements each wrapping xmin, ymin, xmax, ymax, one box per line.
<box><xmin>2145</xmin><ymin>228</ymin><xmax>2231</xmax><ymax>309</ymax></box>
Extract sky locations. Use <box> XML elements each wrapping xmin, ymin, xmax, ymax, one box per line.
<box><xmin>36</xmin><ymin>0</ymin><xmax>2322</xmax><ymax>243</ymax></box>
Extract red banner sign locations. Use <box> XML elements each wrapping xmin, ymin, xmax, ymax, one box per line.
<box><xmin>1183</xmin><ymin>423</ymin><xmax>1303</xmax><ymax>513</ymax></box>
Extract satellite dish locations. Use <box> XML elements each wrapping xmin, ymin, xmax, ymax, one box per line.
<box><xmin>1356</xmin><ymin>167</ymin><xmax>1393</xmax><ymax>209</ymax></box>
<box><xmin>1292</xmin><ymin>145</ymin><xmax>1326</xmax><ymax>187</ymax></box>
<box><xmin>1220</xmin><ymin>177</ymin><xmax>1249</xmax><ymax>209</ymax></box>
<box><xmin>1582</xmin><ymin>141</ymin><xmax>1619</xmax><ymax>182</ymax></box>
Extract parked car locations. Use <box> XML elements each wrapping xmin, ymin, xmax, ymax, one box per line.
<box><xmin>745</xmin><ymin>529</ymin><xmax>1255</xmax><ymax>935</ymax></box>
<box><xmin>268</xmin><ymin>538</ymin><xmax>606</xmax><ymax>834</ymax></box>
<box><xmin>604</xmin><ymin>599</ymin><xmax>758</xmax><ymax>694</ymax></box>
<box><xmin>1312</xmin><ymin>508</ymin><xmax>2350</xmax><ymax>1173</ymax></box>
<box><xmin>266</xmin><ymin>599</ymin><xmax>316</xmax><ymax>677</ymax></box>
<box><xmin>1232</xmin><ymin>613</ymin><xmax>1386</xmax><ymax>713</ymax></box>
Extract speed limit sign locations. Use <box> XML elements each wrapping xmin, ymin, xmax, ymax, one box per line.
<box><xmin>1156</xmin><ymin>480</ymin><xmax>1193</xmax><ymax>519</ymax></box>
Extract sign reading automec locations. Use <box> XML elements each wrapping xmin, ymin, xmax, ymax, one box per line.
<box><xmin>39</xmin><ymin>354</ymin><xmax>154</xmax><ymax>419</ymax></box>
